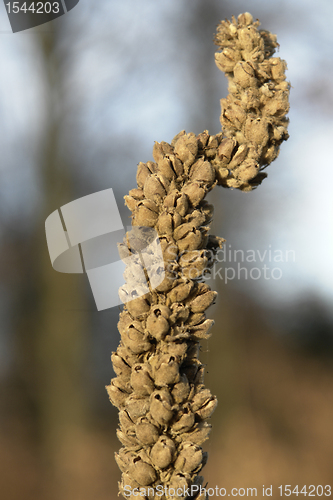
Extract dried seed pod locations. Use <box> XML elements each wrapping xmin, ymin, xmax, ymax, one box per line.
<box><xmin>120</xmin><ymin>323</ymin><xmax>152</xmax><ymax>355</ymax></box>
<box><xmin>169</xmin><ymin>154</ymin><xmax>184</xmax><ymax>177</ymax></box>
<box><xmin>125</xmin><ymin>395</ymin><xmax>150</xmax><ymax>422</ymax></box>
<box><xmin>136</xmin><ymin>162</ymin><xmax>152</xmax><ymax>189</ymax></box>
<box><xmin>182</xmin><ymin>182</ymin><xmax>206</xmax><ymax>207</ymax></box>
<box><xmin>174</xmin><ymin>443</ymin><xmax>204</xmax><ymax>474</ymax></box>
<box><xmin>163</xmin><ymin>340</ymin><xmax>188</xmax><ymax>359</ymax></box>
<box><xmin>189</xmin><ymin>319</ymin><xmax>214</xmax><ymax>340</ymax></box>
<box><xmin>150</xmin><ymin>388</ymin><xmax>174</xmax><ymax>425</ymax></box>
<box><xmin>111</xmin><ymin>351</ymin><xmax>131</xmax><ymax>380</ymax></box>
<box><xmin>146</xmin><ymin>306</ymin><xmax>170</xmax><ymax>341</ymax></box>
<box><xmin>167</xmin><ymin>280</ymin><xmax>194</xmax><ymax>303</ymax></box>
<box><xmin>244</xmin><ymin>116</ymin><xmax>269</xmax><ymax>146</ymax></box>
<box><xmin>153</xmin><ymin>354</ymin><xmax>180</xmax><ymax>387</ymax></box>
<box><xmin>163</xmin><ymin>191</ymin><xmax>189</xmax><ymax>217</ymax></box>
<box><xmin>185</xmin><ymin>209</ymin><xmax>206</xmax><ymax>228</ymax></box>
<box><xmin>181</xmin><ymin>422</ymin><xmax>212</xmax><ymax>445</ymax></box>
<box><xmin>189</xmin><ymin>290</ymin><xmax>217</xmax><ymax>313</ymax></box>
<box><xmin>119</xmin><ymin>472</ymin><xmax>141</xmax><ymax>495</ymax></box>
<box><xmin>124</xmin><ymin>295</ymin><xmax>150</xmax><ymax>319</ymax></box>
<box><xmin>174</xmin><ymin>133</ymin><xmax>198</xmax><ymax>169</ymax></box>
<box><xmin>157</xmin><ymin>157</ymin><xmax>177</xmax><ymax>181</ymax></box>
<box><xmin>171</xmin><ymin>374</ymin><xmax>190</xmax><ymax>404</ymax></box>
<box><xmin>190</xmin><ymin>159</ymin><xmax>215</xmax><ymax>187</ymax></box>
<box><xmin>135</xmin><ymin>419</ymin><xmax>160</xmax><ymax>446</ymax></box>
<box><xmin>177</xmin><ymin>228</ymin><xmax>203</xmax><ymax>252</ymax></box>
<box><xmin>119</xmin><ymin>409</ymin><xmax>135</xmax><ymax>431</ymax></box>
<box><xmin>172</xmin><ymin>405</ymin><xmax>195</xmax><ymax>433</ymax></box>
<box><xmin>130</xmin><ymin>364</ymin><xmax>155</xmax><ymax>397</ymax></box>
<box><xmin>106</xmin><ymin>379</ymin><xmax>129</xmax><ymax>408</ymax></box>
<box><xmin>168</xmin><ymin>471</ymin><xmax>192</xmax><ymax>496</ymax></box>
<box><xmin>169</xmin><ymin>303</ymin><xmax>190</xmax><ymax>324</ymax></box>
<box><xmin>116</xmin><ymin>345</ymin><xmax>142</xmax><ymax>368</ymax></box>
<box><xmin>215</xmin><ymin>47</ymin><xmax>242</xmax><ymax>73</ymax></box>
<box><xmin>144</xmin><ymin>173</ymin><xmax>170</xmax><ymax>204</ymax></box>
<box><xmin>152</xmin><ymin>140</ymin><xmax>174</xmax><ymax>163</ymax></box>
<box><xmin>150</xmin><ymin>436</ymin><xmax>176</xmax><ymax>469</ymax></box>
<box><xmin>191</xmin><ymin>387</ymin><xmax>218</xmax><ymax>418</ymax></box>
<box><xmin>116</xmin><ymin>428</ymin><xmax>138</xmax><ymax>448</ymax></box>
<box><xmin>128</xmin><ymin>456</ymin><xmax>157</xmax><ymax>486</ymax></box>
<box><xmin>157</xmin><ymin>211</ymin><xmax>173</xmax><ymax>236</ymax></box>
<box><xmin>160</xmin><ymin>238</ymin><xmax>178</xmax><ymax>262</ymax></box>
<box><xmin>133</xmin><ymin>200</ymin><xmax>159</xmax><ymax>227</ymax></box>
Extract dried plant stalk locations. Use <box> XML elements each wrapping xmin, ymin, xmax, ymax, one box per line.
<box><xmin>106</xmin><ymin>13</ymin><xmax>289</xmax><ymax>500</ymax></box>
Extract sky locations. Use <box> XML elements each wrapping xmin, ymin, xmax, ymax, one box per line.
<box><xmin>0</xmin><ymin>0</ymin><xmax>333</xmax><ymax>315</ymax></box>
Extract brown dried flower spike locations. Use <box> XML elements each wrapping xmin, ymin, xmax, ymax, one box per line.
<box><xmin>107</xmin><ymin>12</ymin><xmax>289</xmax><ymax>500</ymax></box>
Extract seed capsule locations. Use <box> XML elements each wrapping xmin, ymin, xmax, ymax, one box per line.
<box><xmin>133</xmin><ymin>200</ymin><xmax>159</xmax><ymax>227</ymax></box>
<box><xmin>120</xmin><ymin>322</ymin><xmax>152</xmax><ymax>354</ymax></box>
<box><xmin>181</xmin><ymin>422</ymin><xmax>212</xmax><ymax>445</ymax></box>
<box><xmin>171</xmin><ymin>374</ymin><xmax>190</xmax><ymax>404</ymax></box>
<box><xmin>153</xmin><ymin>354</ymin><xmax>180</xmax><ymax>387</ymax></box>
<box><xmin>130</xmin><ymin>364</ymin><xmax>154</xmax><ymax>397</ymax></box>
<box><xmin>152</xmin><ymin>140</ymin><xmax>173</xmax><ymax>163</ymax></box>
<box><xmin>128</xmin><ymin>457</ymin><xmax>157</xmax><ymax>486</ymax></box>
<box><xmin>157</xmin><ymin>157</ymin><xmax>177</xmax><ymax>181</ymax></box>
<box><xmin>182</xmin><ymin>182</ymin><xmax>206</xmax><ymax>207</ymax></box>
<box><xmin>234</xmin><ymin>159</ymin><xmax>259</xmax><ymax>183</ymax></box>
<box><xmin>168</xmin><ymin>471</ymin><xmax>192</xmax><ymax>494</ymax></box>
<box><xmin>174</xmin><ymin>443</ymin><xmax>203</xmax><ymax>473</ymax></box>
<box><xmin>167</xmin><ymin>280</ymin><xmax>194</xmax><ymax>304</ymax></box>
<box><xmin>190</xmin><ymin>159</ymin><xmax>215</xmax><ymax>187</ymax></box>
<box><xmin>172</xmin><ymin>405</ymin><xmax>195</xmax><ymax>433</ymax></box>
<box><xmin>119</xmin><ymin>409</ymin><xmax>135</xmax><ymax>431</ymax></box>
<box><xmin>189</xmin><ymin>319</ymin><xmax>214</xmax><ymax>340</ymax></box>
<box><xmin>233</xmin><ymin>61</ymin><xmax>257</xmax><ymax>88</ymax></box>
<box><xmin>146</xmin><ymin>306</ymin><xmax>170</xmax><ymax>341</ymax></box>
<box><xmin>119</xmin><ymin>473</ymin><xmax>141</xmax><ymax>494</ymax></box>
<box><xmin>169</xmin><ymin>154</ymin><xmax>184</xmax><ymax>177</ymax></box>
<box><xmin>189</xmin><ymin>290</ymin><xmax>217</xmax><ymax>313</ymax></box>
<box><xmin>150</xmin><ymin>388</ymin><xmax>174</xmax><ymax>425</ymax></box>
<box><xmin>105</xmin><ymin>379</ymin><xmax>129</xmax><ymax>408</ymax></box>
<box><xmin>136</xmin><ymin>162</ymin><xmax>153</xmax><ymax>189</ymax></box>
<box><xmin>116</xmin><ymin>428</ymin><xmax>138</xmax><ymax>448</ymax></box>
<box><xmin>244</xmin><ymin>116</ymin><xmax>269</xmax><ymax>146</ymax></box>
<box><xmin>174</xmin><ymin>133</ymin><xmax>198</xmax><ymax>169</ymax></box>
<box><xmin>111</xmin><ymin>351</ymin><xmax>131</xmax><ymax>380</ymax></box>
<box><xmin>177</xmin><ymin>228</ymin><xmax>203</xmax><ymax>252</ymax></box>
<box><xmin>125</xmin><ymin>395</ymin><xmax>150</xmax><ymax>422</ymax></box>
<box><xmin>238</xmin><ymin>11</ymin><xmax>253</xmax><ymax>25</ymax></box>
<box><xmin>135</xmin><ymin>419</ymin><xmax>160</xmax><ymax>446</ymax></box>
<box><xmin>215</xmin><ymin>48</ymin><xmax>241</xmax><ymax>73</ymax></box>
<box><xmin>144</xmin><ymin>173</ymin><xmax>169</xmax><ymax>203</ymax></box>
<box><xmin>125</xmin><ymin>295</ymin><xmax>150</xmax><ymax>319</ymax></box>
<box><xmin>191</xmin><ymin>388</ymin><xmax>218</xmax><ymax>418</ymax></box>
<box><xmin>150</xmin><ymin>436</ymin><xmax>176</xmax><ymax>469</ymax></box>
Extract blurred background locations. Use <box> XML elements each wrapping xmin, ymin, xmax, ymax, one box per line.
<box><xmin>1</xmin><ymin>0</ymin><xmax>333</xmax><ymax>499</ymax></box>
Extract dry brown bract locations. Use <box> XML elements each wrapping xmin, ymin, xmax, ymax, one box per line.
<box><xmin>107</xmin><ymin>12</ymin><xmax>289</xmax><ymax>500</ymax></box>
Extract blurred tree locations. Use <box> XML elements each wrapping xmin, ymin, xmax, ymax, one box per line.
<box><xmin>10</xmin><ymin>19</ymin><xmax>90</xmax><ymax>500</ymax></box>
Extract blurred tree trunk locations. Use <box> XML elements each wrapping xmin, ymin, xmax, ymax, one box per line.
<box><xmin>13</xmin><ymin>24</ymin><xmax>90</xmax><ymax>500</ymax></box>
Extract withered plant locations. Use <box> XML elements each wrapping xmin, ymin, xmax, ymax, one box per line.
<box><xmin>107</xmin><ymin>12</ymin><xmax>290</xmax><ymax>500</ymax></box>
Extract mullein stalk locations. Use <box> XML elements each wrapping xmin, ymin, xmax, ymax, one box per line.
<box><xmin>107</xmin><ymin>12</ymin><xmax>290</xmax><ymax>500</ymax></box>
